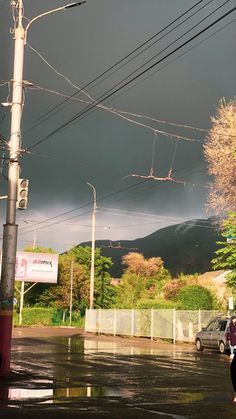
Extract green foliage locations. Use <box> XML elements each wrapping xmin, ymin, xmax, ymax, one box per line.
<box><xmin>14</xmin><ymin>307</ymin><xmax>53</xmax><ymax>326</ymax></box>
<box><xmin>70</xmin><ymin>246</ymin><xmax>116</xmax><ymax>309</ymax></box>
<box><xmin>23</xmin><ymin>246</ymin><xmax>56</xmax><ymax>254</ymax></box>
<box><xmin>13</xmin><ymin>307</ymin><xmax>85</xmax><ymax>327</ymax></box>
<box><xmin>115</xmin><ymin>253</ymin><xmax>171</xmax><ymax>308</ymax></box>
<box><xmin>136</xmin><ymin>298</ymin><xmax>181</xmax><ymax>309</ymax></box>
<box><xmin>52</xmin><ymin>309</ymin><xmax>84</xmax><ymax>327</ymax></box>
<box><xmin>70</xmin><ymin>246</ymin><xmax>113</xmax><ymax>276</ymax></box>
<box><xmin>26</xmin><ymin>246</ymin><xmax>116</xmax><ymax>313</ymax></box>
<box><xmin>212</xmin><ymin>212</ymin><xmax>236</xmax><ymax>289</ymax></box>
<box><xmin>176</xmin><ymin>285</ymin><xmax>215</xmax><ymax>310</ymax></box>
<box><xmin>163</xmin><ymin>274</ymin><xmax>199</xmax><ymax>300</ymax></box>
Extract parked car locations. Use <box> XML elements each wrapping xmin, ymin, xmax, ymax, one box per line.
<box><xmin>195</xmin><ymin>316</ymin><xmax>230</xmax><ymax>353</ymax></box>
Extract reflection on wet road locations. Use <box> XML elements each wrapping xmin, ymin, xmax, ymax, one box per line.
<box><xmin>0</xmin><ymin>333</ymin><xmax>235</xmax><ymax>418</ymax></box>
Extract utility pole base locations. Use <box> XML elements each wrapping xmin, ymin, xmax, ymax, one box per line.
<box><xmin>0</xmin><ymin>224</ymin><xmax>18</xmax><ymax>378</ymax></box>
<box><xmin>0</xmin><ymin>311</ymin><xmax>13</xmax><ymax>377</ymax></box>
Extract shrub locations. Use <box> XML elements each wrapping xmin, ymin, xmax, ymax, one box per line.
<box><xmin>176</xmin><ymin>285</ymin><xmax>214</xmax><ymax>310</ymax></box>
<box><xmin>136</xmin><ymin>298</ymin><xmax>181</xmax><ymax>309</ymax></box>
<box><xmin>19</xmin><ymin>307</ymin><xmax>53</xmax><ymax>326</ymax></box>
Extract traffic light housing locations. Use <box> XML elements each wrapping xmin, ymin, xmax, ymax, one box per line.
<box><xmin>17</xmin><ymin>179</ymin><xmax>29</xmax><ymax>210</ymax></box>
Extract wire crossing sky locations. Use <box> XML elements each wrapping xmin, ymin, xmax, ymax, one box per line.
<box><xmin>0</xmin><ymin>0</ymin><xmax>235</xmax><ymax>252</ymax></box>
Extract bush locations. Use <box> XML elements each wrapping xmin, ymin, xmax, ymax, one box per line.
<box><xmin>176</xmin><ymin>285</ymin><xmax>214</xmax><ymax>310</ymax></box>
<box><xmin>17</xmin><ymin>307</ymin><xmax>53</xmax><ymax>326</ymax></box>
<box><xmin>136</xmin><ymin>298</ymin><xmax>181</xmax><ymax>309</ymax></box>
<box><xmin>13</xmin><ymin>307</ymin><xmax>85</xmax><ymax>327</ymax></box>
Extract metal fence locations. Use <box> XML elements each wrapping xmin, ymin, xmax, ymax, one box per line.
<box><xmin>85</xmin><ymin>308</ymin><xmax>218</xmax><ymax>343</ymax></box>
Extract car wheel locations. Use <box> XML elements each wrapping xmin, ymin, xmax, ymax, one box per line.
<box><xmin>196</xmin><ymin>338</ymin><xmax>203</xmax><ymax>351</ymax></box>
<box><xmin>219</xmin><ymin>341</ymin><xmax>226</xmax><ymax>354</ymax></box>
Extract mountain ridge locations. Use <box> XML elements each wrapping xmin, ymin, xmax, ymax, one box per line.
<box><xmin>78</xmin><ymin>217</ymin><xmax>221</xmax><ymax>278</ymax></box>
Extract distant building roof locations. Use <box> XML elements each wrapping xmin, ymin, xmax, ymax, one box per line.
<box><xmin>197</xmin><ymin>270</ymin><xmax>231</xmax><ymax>299</ymax></box>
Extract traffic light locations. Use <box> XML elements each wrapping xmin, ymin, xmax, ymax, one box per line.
<box><xmin>17</xmin><ymin>179</ymin><xmax>29</xmax><ymax>209</ymax></box>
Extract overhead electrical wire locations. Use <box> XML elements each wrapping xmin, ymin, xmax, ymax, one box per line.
<box><xmin>26</xmin><ymin>5</ymin><xmax>236</xmax><ymax>151</ymax></box>
<box><xmin>26</xmin><ymin>0</ymin><xmax>207</xmax><ymax>131</ymax></box>
<box><xmin>51</xmin><ymin>1</ymin><xmax>232</xmax><ymax>128</ymax></box>
<box><xmin>23</xmin><ymin>0</ymin><xmax>217</xmax><ymax>140</ymax></box>
<box><xmin>18</xmin><ymin>179</ymin><xmax>149</xmax><ymax>234</ymax></box>
<box><xmin>23</xmin><ymin>13</ymin><xmax>236</xmax><ymax>145</ymax></box>
<box><xmin>113</xmin><ymin>17</ymin><xmax>236</xmax><ymax>111</ymax></box>
<box><xmin>9</xmin><ymin>3</ymin><xmax>233</xmax><ymax>237</ymax></box>
<box><xmin>88</xmin><ymin>0</ymin><xmax>231</xmax><ymax>101</ymax></box>
<box><xmin>17</xmin><ymin>204</ymin><xmax>218</xmax><ymax>241</ymax></box>
<box><xmin>25</xmin><ymin>82</ymin><xmax>207</xmax><ymax>133</ymax></box>
<box><xmin>18</xmin><ymin>161</ymin><xmax>208</xmax><ymax>237</ymax></box>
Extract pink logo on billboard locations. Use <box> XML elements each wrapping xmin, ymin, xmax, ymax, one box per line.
<box><xmin>16</xmin><ymin>256</ymin><xmax>28</xmax><ymax>277</ymax></box>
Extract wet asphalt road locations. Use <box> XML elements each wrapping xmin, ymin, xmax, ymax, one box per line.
<box><xmin>0</xmin><ymin>327</ymin><xmax>235</xmax><ymax>418</ymax></box>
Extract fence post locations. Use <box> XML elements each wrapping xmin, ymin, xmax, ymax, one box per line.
<box><xmin>98</xmin><ymin>308</ymin><xmax>101</xmax><ymax>335</ymax></box>
<box><xmin>198</xmin><ymin>309</ymin><xmax>201</xmax><ymax>332</ymax></box>
<box><xmin>188</xmin><ymin>321</ymin><xmax>193</xmax><ymax>342</ymax></box>
<box><xmin>173</xmin><ymin>308</ymin><xmax>176</xmax><ymax>344</ymax></box>
<box><xmin>85</xmin><ymin>309</ymin><xmax>88</xmax><ymax>332</ymax></box>
<box><xmin>131</xmin><ymin>309</ymin><xmax>134</xmax><ymax>336</ymax></box>
<box><xmin>150</xmin><ymin>308</ymin><xmax>154</xmax><ymax>341</ymax></box>
<box><xmin>113</xmin><ymin>308</ymin><xmax>117</xmax><ymax>337</ymax></box>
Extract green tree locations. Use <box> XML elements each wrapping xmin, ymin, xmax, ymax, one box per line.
<box><xmin>116</xmin><ymin>252</ymin><xmax>171</xmax><ymax>307</ymax></box>
<box><xmin>212</xmin><ymin>212</ymin><xmax>236</xmax><ymax>289</ymax></box>
<box><xmin>70</xmin><ymin>246</ymin><xmax>117</xmax><ymax>309</ymax></box>
<box><xmin>38</xmin><ymin>253</ymin><xmax>88</xmax><ymax>315</ymax></box>
<box><xmin>35</xmin><ymin>246</ymin><xmax>117</xmax><ymax>312</ymax></box>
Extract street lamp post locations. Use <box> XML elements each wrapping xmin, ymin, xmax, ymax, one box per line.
<box><xmin>87</xmin><ymin>183</ymin><xmax>96</xmax><ymax>309</ymax></box>
<box><xmin>0</xmin><ymin>0</ymin><xmax>86</xmax><ymax>378</ymax></box>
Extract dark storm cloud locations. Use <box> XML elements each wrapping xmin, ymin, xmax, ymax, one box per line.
<box><xmin>0</xmin><ymin>0</ymin><xmax>235</xmax><ymax>250</ymax></box>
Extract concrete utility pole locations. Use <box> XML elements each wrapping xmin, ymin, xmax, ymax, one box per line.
<box><xmin>0</xmin><ymin>0</ymin><xmax>86</xmax><ymax>378</ymax></box>
<box><xmin>0</xmin><ymin>0</ymin><xmax>24</xmax><ymax>378</ymax></box>
<box><xmin>87</xmin><ymin>183</ymin><xmax>96</xmax><ymax>309</ymax></box>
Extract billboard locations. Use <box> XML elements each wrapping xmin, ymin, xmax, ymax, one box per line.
<box><xmin>15</xmin><ymin>251</ymin><xmax>59</xmax><ymax>283</ymax></box>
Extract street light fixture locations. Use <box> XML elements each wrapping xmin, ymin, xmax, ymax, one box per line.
<box><xmin>87</xmin><ymin>182</ymin><xmax>96</xmax><ymax>310</ymax></box>
<box><xmin>25</xmin><ymin>2</ymin><xmax>86</xmax><ymax>42</ymax></box>
<box><xmin>0</xmin><ymin>0</ymin><xmax>86</xmax><ymax>378</ymax></box>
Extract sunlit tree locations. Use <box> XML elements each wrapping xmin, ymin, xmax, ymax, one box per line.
<box><xmin>204</xmin><ymin>98</ymin><xmax>236</xmax><ymax>215</ymax></box>
<box><xmin>116</xmin><ymin>252</ymin><xmax>170</xmax><ymax>307</ymax></box>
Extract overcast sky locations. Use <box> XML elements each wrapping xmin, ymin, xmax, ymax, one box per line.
<box><xmin>0</xmin><ymin>0</ymin><xmax>235</xmax><ymax>253</ymax></box>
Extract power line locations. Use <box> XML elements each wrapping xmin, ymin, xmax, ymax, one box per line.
<box><xmin>112</xmin><ymin>17</ymin><xmax>236</xmax><ymax>110</ymax></box>
<box><xmin>25</xmin><ymin>82</ymin><xmax>208</xmax><ymax>133</ymax></box>
<box><xmin>57</xmin><ymin>1</ymin><xmax>232</xmax><ymax>129</ymax></box>
<box><xmin>24</xmin><ymin>0</ymin><xmax>216</xmax><ymax>139</ymax></box>
<box><xmin>26</xmin><ymin>0</ymin><xmax>206</xmax><ymax>132</ymax></box>
<box><xmin>18</xmin><ymin>179</ymin><xmax>149</xmax><ymax>234</ymax></box>
<box><xmin>17</xmin><ymin>161</ymin><xmax>208</xmax><ymax>237</ymax></box>
<box><xmin>24</xmin><ymin>13</ymin><xmax>236</xmax><ymax>143</ymax></box>
<box><xmin>26</xmin><ymin>5</ymin><xmax>236</xmax><ymax>151</ymax></box>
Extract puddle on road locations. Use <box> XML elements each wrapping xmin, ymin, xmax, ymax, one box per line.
<box><xmin>1</xmin><ymin>386</ymin><xmax>133</xmax><ymax>403</ymax></box>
